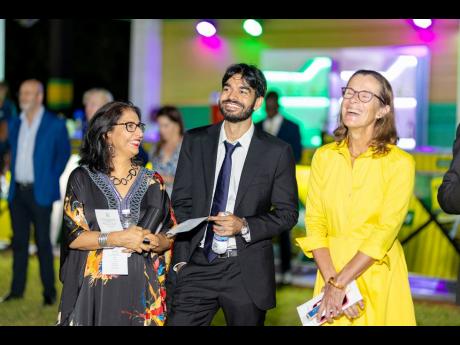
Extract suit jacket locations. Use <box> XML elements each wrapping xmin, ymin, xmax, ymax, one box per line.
<box><xmin>169</xmin><ymin>121</ymin><xmax>299</xmax><ymax>310</ymax></box>
<box><xmin>8</xmin><ymin>109</ymin><xmax>71</xmax><ymax>207</ymax></box>
<box><xmin>255</xmin><ymin>117</ymin><xmax>302</xmax><ymax>163</ymax></box>
<box><xmin>438</xmin><ymin>123</ymin><xmax>460</xmax><ymax>213</ymax></box>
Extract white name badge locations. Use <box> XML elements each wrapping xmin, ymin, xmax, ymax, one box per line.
<box><xmin>95</xmin><ymin>209</ymin><xmax>123</xmax><ymax>233</ymax></box>
<box><xmin>95</xmin><ymin>209</ymin><xmax>129</xmax><ymax>275</ymax></box>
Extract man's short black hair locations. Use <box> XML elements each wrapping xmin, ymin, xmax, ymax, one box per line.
<box><xmin>222</xmin><ymin>63</ymin><xmax>267</xmax><ymax>98</ymax></box>
<box><xmin>265</xmin><ymin>91</ymin><xmax>279</xmax><ymax>103</ymax></box>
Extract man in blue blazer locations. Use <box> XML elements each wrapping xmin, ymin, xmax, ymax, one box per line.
<box><xmin>255</xmin><ymin>91</ymin><xmax>302</xmax><ymax>286</ymax></box>
<box><xmin>0</xmin><ymin>79</ymin><xmax>70</xmax><ymax>305</ymax></box>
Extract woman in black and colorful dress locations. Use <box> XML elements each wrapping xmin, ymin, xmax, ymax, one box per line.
<box><xmin>57</xmin><ymin>101</ymin><xmax>176</xmax><ymax>326</ymax></box>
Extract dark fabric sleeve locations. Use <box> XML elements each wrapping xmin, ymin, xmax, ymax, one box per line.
<box><xmin>292</xmin><ymin>123</ymin><xmax>302</xmax><ymax>163</ymax></box>
<box><xmin>438</xmin><ymin>124</ymin><xmax>460</xmax><ymax>214</ymax></box>
<box><xmin>170</xmin><ymin>132</ymin><xmax>193</xmax><ymax>264</ymax></box>
<box><xmin>59</xmin><ymin>168</ymin><xmax>91</xmax><ymax>277</ymax></box>
<box><xmin>153</xmin><ymin>171</ymin><xmax>178</xmax><ymax>233</ymax></box>
<box><xmin>245</xmin><ymin>143</ymin><xmax>299</xmax><ymax>243</ymax></box>
<box><xmin>62</xmin><ymin>169</ymin><xmax>91</xmax><ymax>246</ymax></box>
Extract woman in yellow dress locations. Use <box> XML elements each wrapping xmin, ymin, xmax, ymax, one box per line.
<box><xmin>296</xmin><ymin>70</ymin><xmax>416</xmax><ymax>325</ymax></box>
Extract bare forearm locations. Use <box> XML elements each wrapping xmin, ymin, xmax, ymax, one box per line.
<box><xmin>335</xmin><ymin>251</ymin><xmax>375</xmax><ymax>287</ymax></box>
<box><xmin>312</xmin><ymin>247</ymin><xmax>337</xmax><ymax>282</ymax></box>
<box><xmin>69</xmin><ymin>231</ymin><xmax>122</xmax><ymax>250</ymax></box>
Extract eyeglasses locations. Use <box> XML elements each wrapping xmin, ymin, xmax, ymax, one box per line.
<box><xmin>341</xmin><ymin>87</ymin><xmax>386</xmax><ymax>105</ymax></box>
<box><xmin>114</xmin><ymin>122</ymin><xmax>146</xmax><ymax>133</ymax></box>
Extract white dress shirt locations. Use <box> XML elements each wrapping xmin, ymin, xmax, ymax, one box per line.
<box><xmin>199</xmin><ymin>121</ymin><xmax>254</xmax><ymax>250</ymax></box>
<box><xmin>262</xmin><ymin>113</ymin><xmax>283</xmax><ymax>137</ymax></box>
<box><xmin>173</xmin><ymin>122</ymin><xmax>254</xmax><ymax>272</ymax></box>
<box><xmin>15</xmin><ymin>106</ymin><xmax>45</xmax><ymax>183</ymax></box>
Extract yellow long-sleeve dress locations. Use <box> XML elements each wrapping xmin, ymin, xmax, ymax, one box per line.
<box><xmin>296</xmin><ymin>141</ymin><xmax>416</xmax><ymax>325</ymax></box>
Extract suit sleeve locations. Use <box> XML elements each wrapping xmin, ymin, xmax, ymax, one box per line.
<box><xmin>438</xmin><ymin>123</ymin><xmax>460</xmax><ymax>214</ymax></box>
<box><xmin>292</xmin><ymin>123</ymin><xmax>302</xmax><ymax>163</ymax></box>
<box><xmin>54</xmin><ymin>119</ymin><xmax>71</xmax><ymax>177</ymax></box>
<box><xmin>244</xmin><ymin>144</ymin><xmax>299</xmax><ymax>243</ymax></box>
<box><xmin>170</xmin><ymin>131</ymin><xmax>193</xmax><ymax>263</ymax></box>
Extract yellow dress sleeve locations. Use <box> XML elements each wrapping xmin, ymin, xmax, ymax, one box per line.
<box><xmin>296</xmin><ymin>148</ymin><xmax>329</xmax><ymax>258</ymax></box>
<box><xmin>358</xmin><ymin>153</ymin><xmax>415</xmax><ymax>262</ymax></box>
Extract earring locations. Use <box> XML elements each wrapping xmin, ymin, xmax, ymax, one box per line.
<box><xmin>108</xmin><ymin>144</ymin><xmax>115</xmax><ymax>157</ymax></box>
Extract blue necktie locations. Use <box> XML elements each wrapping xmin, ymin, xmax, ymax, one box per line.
<box><xmin>203</xmin><ymin>140</ymin><xmax>241</xmax><ymax>263</ymax></box>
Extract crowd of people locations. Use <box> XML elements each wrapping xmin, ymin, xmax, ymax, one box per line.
<box><xmin>1</xmin><ymin>61</ymin><xmax>456</xmax><ymax>326</ymax></box>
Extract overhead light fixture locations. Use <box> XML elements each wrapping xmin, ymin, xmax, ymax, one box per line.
<box><xmin>412</xmin><ymin>19</ymin><xmax>433</xmax><ymax>29</ymax></box>
<box><xmin>243</xmin><ymin>19</ymin><xmax>263</xmax><ymax>37</ymax></box>
<box><xmin>196</xmin><ymin>20</ymin><xmax>217</xmax><ymax>37</ymax></box>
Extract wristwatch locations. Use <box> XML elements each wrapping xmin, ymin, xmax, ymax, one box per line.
<box><xmin>240</xmin><ymin>217</ymin><xmax>249</xmax><ymax>236</ymax></box>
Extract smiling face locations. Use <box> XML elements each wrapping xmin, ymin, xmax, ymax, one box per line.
<box><xmin>106</xmin><ymin>109</ymin><xmax>144</xmax><ymax>160</ymax></box>
<box><xmin>341</xmin><ymin>74</ymin><xmax>389</xmax><ymax>133</ymax></box>
<box><xmin>218</xmin><ymin>74</ymin><xmax>263</xmax><ymax>123</ymax></box>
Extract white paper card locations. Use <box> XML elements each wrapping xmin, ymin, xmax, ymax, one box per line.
<box><xmin>166</xmin><ymin>217</ymin><xmax>208</xmax><ymax>236</ymax></box>
<box><xmin>95</xmin><ymin>209</ymin><xmax>129</xmax><ymax>275</ymax></box>
<box><xmin>95</xmin><ymin>209</ymin><xmax>123</xmax><ymax>233</ymax></box>
<box><xmin>101</xmin><ymin>247</ymin><xmax>129</xmax><ymax>275</ymax></box>
<box><xmin>297</xmin><ymin>280</ymin><xmax>363</xmax><ymax>326</ymax></box>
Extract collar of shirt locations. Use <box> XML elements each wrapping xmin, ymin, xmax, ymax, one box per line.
<box><xmin>219</xmin><ymin>120</ymin><xmax>254</xmax><ymax>151</ymax></box>
<box><xmin>19</xmin><ymin>105</ymin><xmax>45</xmax><ymax>129</ymax></box>
<box><xmin>263</xmin><ymin>113</ymin><xmax>283</xmax><ymax>135</ymax></box>
<box><xmin>333</xmin><ymin>139</ymin><xmax>387</xmax><ymax>159</ymax></box>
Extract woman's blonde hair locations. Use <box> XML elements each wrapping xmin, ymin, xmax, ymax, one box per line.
<box><xmin>333</xmin><ymin>70</ymin><xmax>398</xmax><ymax>155</ymax></box>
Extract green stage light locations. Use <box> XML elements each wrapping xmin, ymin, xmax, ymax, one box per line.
<box><xmin>243</xmin><ymin>20</ymin><xmax>262</xmax><ymax>37</ymax></box>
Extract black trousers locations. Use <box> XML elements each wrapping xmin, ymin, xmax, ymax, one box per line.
<box><xmin>278</xmin><ymin>229</ymin><xmax>292</xmax><ymax>274</ymax></box>
<box><xmin>9</xmin><ymin>184</ymin><xmax>56</xmax><ymax>299</ymax></box>
<box><xmin>167</xmin><ymin>248</ymin><xmax>266</xmax><ymax>326</ymax></box>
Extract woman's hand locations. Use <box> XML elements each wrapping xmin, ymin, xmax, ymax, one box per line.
<box><xmin>343</xmin><ymin>300</ymin><xmax>364</xmax><ymax>321</ymax></box>
<box><xmin>317</xmin><ymin>282</ymin><xmax>347</xmax><ymax>324</ymax></box>
<box><xmin>144</xmin><ymin>233</ymin><xmax>172</xmax><ymax>253</ymax></box>
<box><xmin>112</xmin><ymin>225</ymin><xmax>151</xmax><ymax>253</ymax></box>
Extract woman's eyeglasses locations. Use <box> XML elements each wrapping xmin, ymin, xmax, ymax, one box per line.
<box><xmin>341</xmin><ymin>87</ymin><xmax>386</xmax><ymax>105</ymax></box>
<box><xmin>114</xmin><ymin>122</ymin><xmax>146</xmax><ymax>133</ymax></box>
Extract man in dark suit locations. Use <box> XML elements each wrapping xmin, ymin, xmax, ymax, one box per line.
<box><xmin>438</xmin><ymin>123</ymin><xmax>460</xmax><ymax>304</ymax></box>
<box><xmin>166</xmin><ymin>63</ymin><xmax>299</xmax><ymax>326</ymax></box>
<box><xmin>0</xmin><ymin>79</ymin><xmax>70</xmax><ymax>305</ymax></box>
<box><xmin>255</xmin><ymin>91</ymin><xmax>302</xmax><ymax>286</ymax></box>
<box><xmin>438</xmin><ymin>124</ymin><xmax>460</xmax><ymax>213</ymax></box>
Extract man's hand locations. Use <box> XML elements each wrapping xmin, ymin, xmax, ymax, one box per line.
<box><xmin>207</xmin><ymin>212</ymin><xmax>244</xmax><ymax>237</ymax></box>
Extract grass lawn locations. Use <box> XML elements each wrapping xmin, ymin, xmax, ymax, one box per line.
<box><xmin>1</xmin><ymin>251</ymin><xmax>459</xmax><ymax>326</ymax></box>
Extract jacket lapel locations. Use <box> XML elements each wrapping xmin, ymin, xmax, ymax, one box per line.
<box><xmin>201</xmin><ymin>122</ymin><xmax>223</xmax><ymax>212</ymax></box>
<box><xmin>234</xmin><ymin>126</ymin><xmax>265</xmax><ymax>212</ymax></box>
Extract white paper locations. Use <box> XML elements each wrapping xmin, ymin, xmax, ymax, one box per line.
<box><xmin>95</xmin><ymin>209</ymin><xmax>123</xmax><ymax>233</ymax></box>
<box><xmin>95</xmin><ymin>209</ymin><xmax>129</xmax><ymax>274</ymax></box>
<box><xmin>166</xmin><ymin>217</ymin><xmax>208</xmax><ymax>236</ymax></box>
<box><xmin>101</xmin><ymin>247</ymin><xmax>129</xmax><ymax>275</ymax></box>
<box><xmin>297</xmin><ymin>280</ymin><xmax>363</xmax><ymax>326</ymax></box>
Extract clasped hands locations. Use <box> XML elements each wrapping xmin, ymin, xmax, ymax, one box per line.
<box><xmin>117</xmin><ymin>225</ymin><xmax>171</xmax><ymax>254</ymax></box>
<box><xmin>207</xmin><ymin>212</ymin><xmax>244</xmax><ymax>237</ymax></box>
<box><xmin>317</xmin><ymin>281</ymin><xmax>365</xmax><ymax>324</ymax></box>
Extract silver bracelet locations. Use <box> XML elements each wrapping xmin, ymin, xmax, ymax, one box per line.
<box><xmin>98</xmin><ymin>233</ymin><xmax>110</xmax><ymax>248</ymax></box>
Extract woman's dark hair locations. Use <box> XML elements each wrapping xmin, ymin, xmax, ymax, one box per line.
<box><xmin>333</xmin><ymin>69</ymin><xmax>397</xmax><ymax>156</ymax></box>
<box><xmin>222</xmin><ymin>63</ymin><xmax>267</xmax><ymax>98</ymax></box>
<box><xmin>79</xmin><ymin>101</ymin><xmax>142</xmax><ymax>174</ymax></box>
<box><xmin>153</xmin><ymin>105</ymin><xmax>184</xmax><ymax>157</ymax></box>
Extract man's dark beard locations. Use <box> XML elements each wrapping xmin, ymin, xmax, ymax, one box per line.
<box><xmin>219</xmin><ymin>98</ymin><xmax>256</xmax><ymax>123</ymax></box>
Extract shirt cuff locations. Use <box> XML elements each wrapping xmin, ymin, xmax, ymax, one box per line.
<box><xmin>295</xmin><ymin>236</ymin><xmax>328</xmax><ymax>258</ymax></box>
<box><xmin>241</xmin><ymin>218</ymin><xmax>251</xmax><ymax>242</ymax></box>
